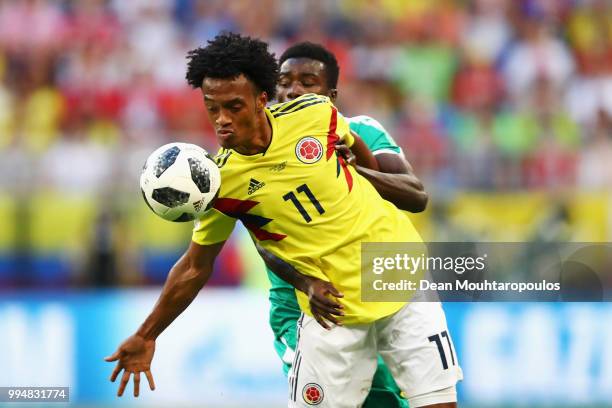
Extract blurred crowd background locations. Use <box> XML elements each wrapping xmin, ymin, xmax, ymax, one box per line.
<box><xmin>0</xmin><ymin>0</ymin><xmax>610</xmax><ymax>288</ymax></box>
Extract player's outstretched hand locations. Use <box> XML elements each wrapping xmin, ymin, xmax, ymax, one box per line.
<box><xmin>335</xmin><ymin>140</ymin><xmax>356</xmax><ymax>166</ymax></box>
<box><xmin>306</xmin><ymin>279</ymin><xmax>345</xmax><ymax>330</ymax></box>
<box><xmin>105</xmin><ymin>334</ymin><xmax>156</xmax><ymax>397</ymax></box>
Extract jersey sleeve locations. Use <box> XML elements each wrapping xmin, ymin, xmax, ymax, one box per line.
<box><xmin>192</xmin><ymin>208</ymin><xmax>237</xmax><ymax>245</ymax></box>
<box><xmin>348</xmin><ymin>115</ymin><xmax>402</xmax><ymax>155</ymax></box>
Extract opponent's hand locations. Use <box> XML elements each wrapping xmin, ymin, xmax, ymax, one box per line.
<box><xmin>335</xmin><ymin>141</ymin><xmax>356</xmax><ymax>166</ymax></box>
<box><xmin>306</xmin><ymin>279</ymin><xmax>345</xmax><ymax>330</ymax></box>
<box><xmin>105</xmin><ymin>334</ymin><xmax>156</xmax><ymax>397</ymax></box>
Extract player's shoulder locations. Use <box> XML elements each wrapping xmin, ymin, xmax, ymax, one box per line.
<box><xmin>267</xmin><ymin>93</ymin><xmax>331</xmax><ymax>119</ymax></box>
<box><xmin>346</xmin><ymin>115</ymin><xmax>387</xmax><ymax>133</ymax></box>
<box><xmin>346</xmin><ymin>114</ymin><xmax>401</xmax><ymax>153</ymax></box>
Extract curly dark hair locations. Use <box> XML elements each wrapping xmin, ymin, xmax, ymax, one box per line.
<box><xmin>186</xmin><ymin>32</ymin><xmax>278</xmax><ymax>99</ymax></box>
<box><xmin>279</xmin><ymin>42</ymin><xmax>340</xmax><ymax>89</ymax></box>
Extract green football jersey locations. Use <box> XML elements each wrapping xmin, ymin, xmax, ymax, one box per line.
<box><xmin>347</xmin><ymin>115</ymin><xmax>402</xmax><ymax>156</ymax></box>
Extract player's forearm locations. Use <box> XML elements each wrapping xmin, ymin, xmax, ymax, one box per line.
<box><xmin>401</xmin><ymin>172</ymin><xmax>426</xmax><ymax>192</ymax></box>
<box><xmin>256</xmin><ymin>244</ymin><xmax>313</xmax><ymax>293</ymax></box>
<box><xmin>272</xmin><ymin>265</ymin><xmax>315</xmax><ymax>294</ymax></box>
<box><xmin>350</xmin><ymin>133</ymin><xmax>379</xmax><ymax>171</ymax></box>
<box><xmin>355</xmin><ymin>165</ymin><xmax>428</xmax><ymax>212</ymax></box>
<box><xmin>137</xmin><ymin>255</ymin><xmax>212</xmax><ymax>340</ymax></box>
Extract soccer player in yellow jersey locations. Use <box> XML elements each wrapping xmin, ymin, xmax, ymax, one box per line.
<box><xmin>269</xmin><ymin>41</ymin><xmax>436</xmax><ymax>408</ymax></box>
<box><xmin>105</xmin><ymin>33</ymin><xmax>462</xmax><ymax>407</ymax></box>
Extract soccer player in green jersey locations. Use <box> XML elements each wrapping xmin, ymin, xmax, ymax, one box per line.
<box><xmin>267</xmin><ymin>42</ymin><xmax>428</xmax><ymax>408</ymax></box>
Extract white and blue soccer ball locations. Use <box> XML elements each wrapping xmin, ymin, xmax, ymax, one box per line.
<box><xmin>140</xmin><ymin>142</ymin><xmax>221</xmax><ymax>222</ymax></box>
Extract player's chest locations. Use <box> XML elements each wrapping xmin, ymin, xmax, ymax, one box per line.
<box><xmin>218</xmin><ymin>137</ymin><xmax>344</xmax><ymax>223</ymax></box>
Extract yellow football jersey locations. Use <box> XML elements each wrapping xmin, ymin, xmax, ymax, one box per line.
<box><xmin>192</xmin><ymin>94</ymin><xmax>423</xmax><ymax>324</ymax></box>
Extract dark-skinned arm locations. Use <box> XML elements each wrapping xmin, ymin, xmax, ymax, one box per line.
<box><xmin>349</xmin><ymin>130</ymin><xmax>379</xmax><ymax>170</ymax></box>
<box><xmin>105</xmin><ymin>241</ymin><xmax>224</xmax><ymax>397</ymax></box>
<box><xmin>136</xmin><ymin>241</ymin><xmax>224</xmax><ymax>340</ymax></box>
<box><xmin>255</xmin><ymin>243</ymin><xmax>344</xmax><ymax>330</ymax></box>
<box><xmin>357</xmin><ymin>152</ymin><xmax>428</xmax><ymax>213</ymax></box>
<box><xmin>337</xmin><ymin>134</ymin><xmax>429</xmax><ymax>213</ymax></box>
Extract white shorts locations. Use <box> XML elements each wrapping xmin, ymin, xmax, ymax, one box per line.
<box><xmin>288</xmin><ymin>302</ymin><xmax>463</xmax><ymax>407</ymax></box>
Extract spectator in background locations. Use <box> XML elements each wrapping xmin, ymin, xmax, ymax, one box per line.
<box><xmin>449</xmin><ymin>46</ymin><xmax>504</xmax><ymax>190</ymax></box>
<box><xmin>39</xmin><ymin>116</ymin><xmax>114</xmax><ymax>194</ymax></box>
<box><xmin>566</xmin><ymin>0</ymin><xmax>612</xmax><ymax>77</ymax></box>
<box><xmin>87</xmin><ymin>210</ymin><xmax>119</xmax><ymax>287</ymax></box>
<box><xmin>461</xmin><ymin>0</ymin><xmax>511</xmax><ymax>64</ymax></box>
<box><xmin>579</xmin><ymin>110</ymin><xmax>612</xmax><ymax>189</ymax></box>
<box><xmin>188</xmin><ymin>0</ymin><xmax>236</xmax><ymax>42</ymax></box>
<box><xmin>0</xmin><ymin>0</ymin><xmax>65</xmax><ymax>53</ymax></box>
<box><xmin>390</xmin><ymin>30</ymin><xmax>457</xmax><ymax>103</ymax></box>
<box><xmin>523</xmin><ymin>76</ymin><xmax>580</xmax><ymax>188</ymax></box>
<box><xmin>451</xmin><ymin>48</ymin><xmax>505</xmax><ymax>112</ymax></box>
<box><xmin>565</xmin><ymin>1</ymin><xmax>612</xmax><ymax>127</ymax></box>
<box><xmin>398</xmin><ymin>95</ymin><xmax>450</xmax><ymax>186</ymax></box>
<box><xmin>502</xmin><ymin>17</ymin><xmax>574</xmax><ymax>102</ymax></box>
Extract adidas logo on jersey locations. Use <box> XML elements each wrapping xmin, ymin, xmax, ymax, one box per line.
<box><xmin>247</xmin><ymin>178</ymin><xmax>265</xmax><ymax>195</ymax></box>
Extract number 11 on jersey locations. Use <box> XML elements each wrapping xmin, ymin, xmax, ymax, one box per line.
<box><xmin>283</xmin><ymin>184</ymin><xmax>325</xmax><ymax>223</ymax></box>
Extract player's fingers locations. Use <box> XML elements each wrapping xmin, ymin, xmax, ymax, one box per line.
<box><xmin>312</xmin><ymin>303</ymin><xmax>342</xmax><ymax>327</ymax></box>
<box><xmin>335</xmin><ymin>145</ymin><xmax>349</xmax><ymax>153</ymax></box>
<box><xmin>104</xmin><ymin>351</ymin><xmax>121</xmax><ymax>362</ymax></box>
<box><xmin>335</xmin><ymin>146</ymin><xmax>351</xmax><ymax>160</ymax></box>
<box><xmin>145</xmin><ymin>370</ymin><xmax>156</xmax><ymax>391</ymax></box>
<box><xmin>311</xmin><ymin>309</ymin><xmax>331</xmax><ymax>330</ymax></box>
<box><xmin>311</xmin><ymin>297</ymin><xmax>343</xmax><ymax>316</ymax></box>
<box><xmin>334</xmin><ymin>142</ymin><xmax>347</xmax><ymax>150</ymax></box>
<box><xmin>316</xmin><ymin>317</ymin><xmax>331</xmax><ymax>330</ymax></box>
<box><xmin>314</xmin><ymin>294</ymin><xmax>343</xmax><ymax>311</ymax></box>
<box><xmin>110</xmin><ymin>363</ymin><xmax>123</xmax><ymax>382</ymax></box>
<box><xmin>133</xmin><ymin>372</ymin><xmax>140</xmax><ymax>397</ymax></box>
<box><xmin>326</xmin><ymin>284</ymin><xmax>344</xmax><ymax>298</ymax></box>
<box><xmin>117</xmin><ymin>371</ymin><xmax>131</xmax><ymax>397</ymax></box>
<box><xmin>316</xmin><ymin>308</ymin><xmax>342</xmax><ymax>326</ymax></box>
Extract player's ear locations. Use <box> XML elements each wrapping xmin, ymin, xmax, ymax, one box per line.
<box><xmin>256</xmin><ymin>91</ymin><xmax>268</xmax><ymax>112</ymax></box>
<box><xmin>329</xmin><ymin>88</ymin><xmax>338</xmax><ymax>102</ymax></box>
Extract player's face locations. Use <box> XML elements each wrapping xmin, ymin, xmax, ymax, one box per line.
<box><xmin>201</xmin><ymin>74</ymin><xmax>267</xmax><ymax>149</ymax></box>
<box><xmin>277</xmin><ymin>58</ymin><xmax>335</xmax><ymax>103</ymax></box>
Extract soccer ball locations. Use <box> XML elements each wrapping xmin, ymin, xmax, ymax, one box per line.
<box><xmin>140</xmin><ymin>143</ymin><xmax>221</xmax><ymax>222</ymax></box>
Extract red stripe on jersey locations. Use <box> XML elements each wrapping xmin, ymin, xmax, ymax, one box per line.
<box><xmin>326</xmin><ymin>107</ymin><xmax>353</xmax><ymax>191</ymax></box>
<box><xmin>213</xmin><ymin>197</ymin><xmax>259</xmax><ymax>213</ymax></box>
<box><xmin>338</xmin><ymin>155</ymin><xmax>353</xmax><ymax>192</ymax></box>
<box><xmin>214</xmin><ymin>197</ymin><xmax>287</xmax><ymax>242</ymax></box>
<box><xmin>244</xmin><ymin>223</ymin><xmax>287</xmax><ymax>241</ymax></box>
<box><xmin>326</xmin><ymin>106</ymin><xmax>339</xmax><ymax>160</ymax></box>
